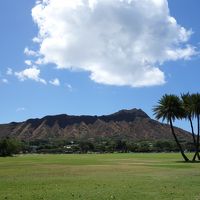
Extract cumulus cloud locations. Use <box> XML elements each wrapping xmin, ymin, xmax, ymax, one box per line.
<box><xmin>49</xmin><ymin>78</ymin><xmax>60</xmax><ymax>86</ymax></box>
<box><xmin>15</xmin><ymin>67</ymin><xmax>46</xmax><ymax>84</ymax></box>
<box><xmin>31</xmin><ymin>0</ymin><xmax>197</xmax><ymax>87</ymax></box>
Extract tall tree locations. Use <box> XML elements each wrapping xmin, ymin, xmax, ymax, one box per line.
<box><xmin>0</xmin><ymin>137</ymin><xmax>22</xmax><ymax>157</ymax></box>
<box><xmin>181</xmin><ymin>93</ymin><xmax>200</xmax><ymax>160</ymax></box>
<box><xmin>191</xmin><ymin>93</ymin><xmax>200</xmax><ymax>161</ymax></box>
<box><xmin>153</xmin><ymin>94</ymin><xmax>189</xmax><ymax>162</ymax></box>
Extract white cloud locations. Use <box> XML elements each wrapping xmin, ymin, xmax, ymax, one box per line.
<box><xmin>35</xmin><ymin>58</ymin><xmax>45</xmax><ymax>65</ymax></box>
<box><xmin>6</xmin><ymin>68</ymin><xmax>13</xmax><ymax>75</ymax></box>
<box><xmin>1</xmin><ymin>78</ymin><xmax>8</xmax><ymax>84</ymax></box>
<box><xmin>32</xmin><ymin>37</ymin><xmax>41</xmax><ymax>43</ymax></box>
<box><xmin>49</xmin><ymin>78</ymin><xmax>60</xmax><ymax>86</ymax></box>
<box><xmin>31</xmin><ymin>0</ymin><xmax>197</xmax><ymax>87</ymax></box>
<box><xmin>15</xmin><ymin>67</ymin><xmax>47</xmax><ymax>84</ymax></box>
<box><xmin>24</xmin><ymin>47</ymin><xmax>38</xmax><ymax>56</ymax></box>
<box><xmin>25</xmin><ymin>60</ymin><xmax>32</xmax><ymax>66</ymax></box>
<box><xmin>16</xmin><ymin>107</ymin><xmax>26</xmax><ymax>112</ymax></box>
<box><xmin>66</xmin><ymin>83</ymin><xmax>72</xmax><ymax>91</ymax></box>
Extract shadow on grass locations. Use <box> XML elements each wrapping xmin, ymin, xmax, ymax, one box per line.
<box><xmin>175</xmin><ymin>160</ymin><xmax>200</xmax><ymax>164</ymax></box>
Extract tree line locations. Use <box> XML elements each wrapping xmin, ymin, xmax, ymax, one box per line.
<box><xmin>153</xmin><ymin>92</ymin><xmax>200</xmax><ymax>162</ymax></box>
<box><xmin>23</xmin><ymin>139</ymin><xmax>189</xmax><ymax>154</ymax></box>
<box><xmin>0</xmin><ymin>137</ymin><xmax>193</xmax><ymax>156</ymax></box>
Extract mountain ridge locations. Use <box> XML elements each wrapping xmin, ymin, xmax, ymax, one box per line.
<box><xmin>0</xmin><ymin>108</ymin><xmax>192</xmax><ymax>142</ymax></box>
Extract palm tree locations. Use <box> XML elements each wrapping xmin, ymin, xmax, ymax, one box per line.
<box><xmin>181</xmin><ymin>93</ymin><xmax>200</xmax><ymax>160</ymax></box>
<box><xmin>191</xmin><ymin>93</ymin><xmax>200</xmax><ymax>161</ymax></box>
<box><xmin>153</xmin><ymin>94</ymin><xmax>189</xmax><ymax>162</ymax></box>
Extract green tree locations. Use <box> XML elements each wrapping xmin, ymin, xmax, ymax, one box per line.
<box><xmin>0</xmin><ymin>137</ymin><xmax>22</xmax><ymax>157</ymax></box>
<box><xmin>153</xmin><ymin>94</ymin><xmax>189</xmax><ymax>162</ymax></box>
<box><xmin>181</xmin><ymin>93</ymin><xmax>200</xmax><ymax>160</ymax></box>
<box><xmin>191</xmin><ymin>93</ymin><xmax>200</xmax><ymax>161</ymax></box>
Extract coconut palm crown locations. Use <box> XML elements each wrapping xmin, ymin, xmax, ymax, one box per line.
<box><xmin>181</xmin><ymin>93</ymin><xmax>193</xmax><ymax>119</ymax></box>
<box><xmin>191</xmin><ymin>93</ymin><xmax>200</xmax><ymax>117</ymax></box>
<box><xmin>153</xmin><ymin>94</ymin><xmax>185</xmax><ymax>122</ymax></box>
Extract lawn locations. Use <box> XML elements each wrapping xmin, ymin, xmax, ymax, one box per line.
<box><xmin>0</xmin><ymin>153</ymin><xmax>200</xmax><ymax>200</ymax></box>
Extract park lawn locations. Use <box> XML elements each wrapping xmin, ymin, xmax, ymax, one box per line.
<box><xmin>0</xmin><ymin>153</ymin><xmax>200</xmax><ymax>200</ymax></box>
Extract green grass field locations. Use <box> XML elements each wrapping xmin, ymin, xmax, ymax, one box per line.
<box><xmin>0</xmin><ymin>153</ymin><xmax>200</xmax><ymax>200</ymax></box>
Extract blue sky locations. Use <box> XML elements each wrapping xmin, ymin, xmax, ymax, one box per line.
<box><xmin>0</xmin><ymin>0</ymin><xmax>199</xmax><ymax>131</ymax></box>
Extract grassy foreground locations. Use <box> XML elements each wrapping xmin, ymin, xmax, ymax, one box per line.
<box><xmin>0</xmin><ymin>153</ymin><xmax>200</xmax><ymax>200</ymax></box>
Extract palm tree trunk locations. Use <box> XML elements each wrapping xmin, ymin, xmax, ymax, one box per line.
<box><xmin>169</xmin><ymin>118</ymin><xmax>189</xmax><ymax>162</ymax></box>
<box><xmin>193</xmin><ymin>115</ymin><xmax>200</xmax><ymax>161</ymax></box>
<box><xmin>189</xmin><ymin>117</ymin><xmax>200</xmax><ymax>161</ymax></box>
<box><xmin>189</xmin><ymin>117</ymin><xmax>196</xmax><ymax>144</ymax></box>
